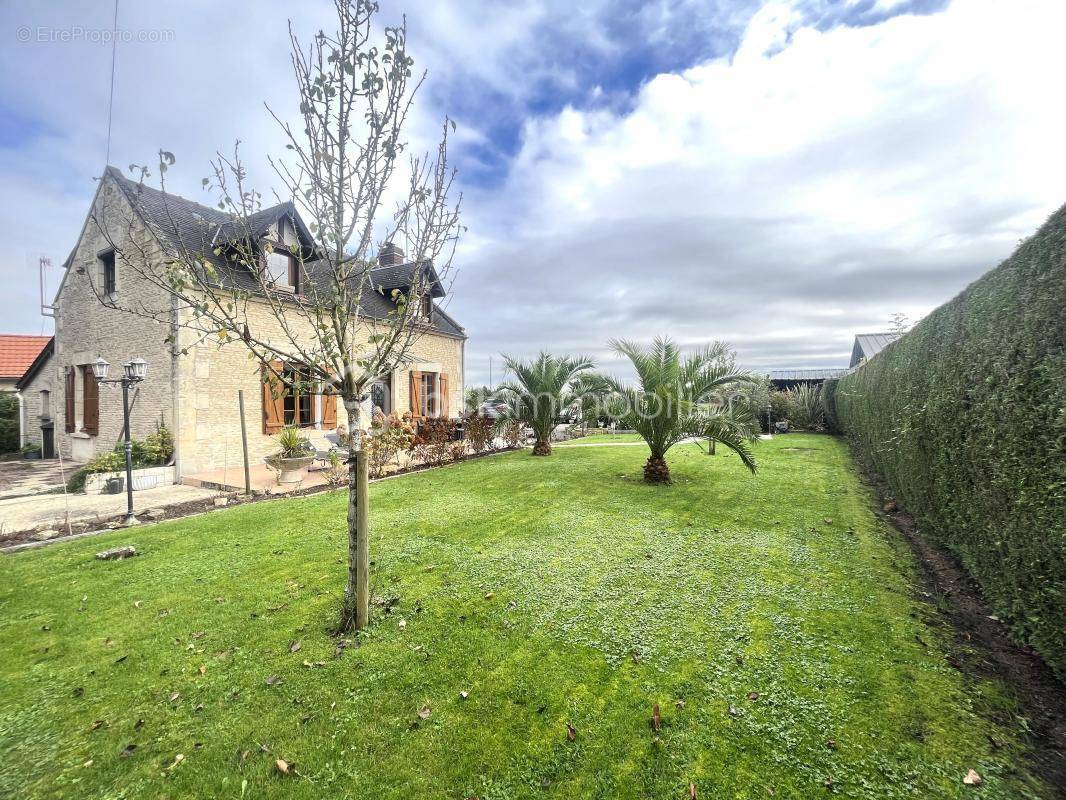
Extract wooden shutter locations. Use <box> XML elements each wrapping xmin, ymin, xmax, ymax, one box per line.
<box><xmin>439</xmin><ymin>373</ymin><xmax>449</xmax><ymax>417</ymax></box>
<box><xmin>409</xmin><ymin>371</ymin><xmax>423</xmax><ymax>418</ymax></box>
<box><xmin>261</xmin><ymin>361</ymin><xmax>286</xmax><ymax>434</ymax></box>
<box><xmin>83</xmin><ymin>369</ymin><xmax>99</xmax><ymax>436</ymax></box>
<box><xmin>64</xmin><ymin>368</ymin><xmax>75</xmax><ymax>433</ymax></box>
<box><xmin>321</xmin><ymin>384</ymin><xmax>337</xmax><ymax>427</ymax></box>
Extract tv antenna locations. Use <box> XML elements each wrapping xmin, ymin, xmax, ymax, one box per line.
<box><xmin>39</xmin><ymin>256</ymin><xmax>55</xmax><ymax>318</ymax></box>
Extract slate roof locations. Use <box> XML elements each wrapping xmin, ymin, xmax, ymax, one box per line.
<box><xmin>0</xmin><ymin>335</ymin><xmax>53</xmax><ymax>380</ymax></box>
<box><xmin>104</xmin><ymin>167</ymin><xmax>464</xmax><ymax>339</ymax></box>
<box><xmin>768</xmin><ymin>368</ymin><xmax>851</xmax><ymax>382</ymax></box>
<box><xmin>850</xmin><ymin>332</ymin><xmax>900</xmax><ymax>367</ymax></box>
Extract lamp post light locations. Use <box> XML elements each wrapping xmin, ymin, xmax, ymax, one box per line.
<box><xmin>92</xmin><ymin>356</ymin><xmax>149</xmax><ymax>525</ymax></box>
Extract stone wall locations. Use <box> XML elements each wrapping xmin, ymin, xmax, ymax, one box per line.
<box><xmin>174</xmin><ymin>300</ymin><xmax>464</xmax><ymax>475</ymax></box>
<box><xmin>50</xmin><ymin>177</ymin><xmax>176</xmax><ymax>463</ymax></box>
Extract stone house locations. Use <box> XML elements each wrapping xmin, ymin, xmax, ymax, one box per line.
<box><xmin>18</xmin><ymin>166</ymin><xmax>466</xmax><ymax>479</ymax></box>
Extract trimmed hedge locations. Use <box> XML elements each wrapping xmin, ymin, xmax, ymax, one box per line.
<box><xmin>829</xmin><ymin>206</ymin><xmax>1066</xmax><ymax>679</ymax></box>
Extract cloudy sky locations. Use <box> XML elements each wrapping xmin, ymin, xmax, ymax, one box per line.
<box><xmin>2</xmin><ymin>0</ymin><xmax>1064</xmax><ymax>384</ymax></box>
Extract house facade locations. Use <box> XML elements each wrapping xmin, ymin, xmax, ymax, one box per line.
<box><xmin>18</xmin><ymin>167</ymin><xmax>466</xmax><ymax>478</ymax></box>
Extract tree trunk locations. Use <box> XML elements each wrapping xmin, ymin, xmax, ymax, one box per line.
<box><xmin>643</xmin><ymin>454</ymin><xmax>671</xmax><ymax>483</ymax></box>
<box><xmin>340</xmin><ymin>398</ymin><xmax>370</xmax><ymax>632</ymax></box>
<box><xmin>707</xmin><ymin>438</ymin><xmax>715</xmax><ymax>455</ymax></box>
<box><xmin>532</xmin><ymin>439</ymin><xmax>552</xmax><ymax>456</ymax></box>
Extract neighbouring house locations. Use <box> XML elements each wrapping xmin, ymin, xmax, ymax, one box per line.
<box><xmin>767</xmin><ymin>368</ymin><xmax>851</xmax><ymax>390</ymax></box>
<box><xmin>17</xmin><ymin>166</ymin><xmax>466</xmax><ymax>479</ymax></box>
<box><xmin>0</xmin><ymin>335</ymin><xmax>52</xmax><ymax>393</ymax></box>
<box><xmin>849</xmin><ymin>332</ymin><xmax>901</xmax><ymax>368</ymax></box>
<box><xmin>14</xmin><ymin>336</ymin><xmax>56</xmax><ymax>455</ymax></box>
<box><xmin>767</xmin><ymin>332</ymin><xmax>903</xmax><ymax>389</ymax></box>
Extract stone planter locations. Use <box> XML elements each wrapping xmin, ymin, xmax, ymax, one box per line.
<box><xmin>266</xmin><ymin>455</ymin><xmax>314</xmax><ymax>484</ymax></box>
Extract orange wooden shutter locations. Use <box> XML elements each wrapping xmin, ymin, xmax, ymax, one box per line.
<box><xmin>321</xmin><ymin>383</ymin><xmax>337</xmax><ymax>427</ymax></box>
<box><xmin>83</xmin><ymin>369</ymin><xmax>99</xmax><ymax>436</ymax></box>
<box><xmin>439</xmin><ymin>373</ymin><xmax>449</xmax><ymax>417</ymax></box>
<box><xmin>409</xmin><ymin>371</ymin><xmax>423</xmax><ymax>418</ymax></box>
<box><xmin>65</xmin><ymin>368</ymin><xmax>75</xmax><ymax>433</ymax></box>
<box><xmin>261</xmin><ymin>361</ymin><xmax>286</xmax><ymax>434</ymax></box>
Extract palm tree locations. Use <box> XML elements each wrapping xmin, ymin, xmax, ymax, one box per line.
<box><xmin>497</xmin><ymin>352</ymin><xmax>599</xmax><ymax>455</ymax></box>
<box><xmin>604</xmin><ymin>337</ymin><xmax>758</xmax><ymax>483</ymax></box>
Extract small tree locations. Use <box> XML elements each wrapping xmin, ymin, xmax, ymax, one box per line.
<box><xmin>604</xmin><ymin>337</ymin><xmax>758</xmax><ymax>483</ymax></box>
<box><xmin>89</xmin><ymin>1</ymin><xmax>461</xmax><ymax>632</ymax></box>
<box><xmin>496</xmin><ymin>353</ymin><xmax>598</xmax><ymax>455</ymax></box>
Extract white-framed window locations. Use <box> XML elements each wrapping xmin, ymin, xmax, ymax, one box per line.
<box><xmin>265</xmin><ymin>250</ymin><xmax>296</xmax><ymax>290</ymax></box>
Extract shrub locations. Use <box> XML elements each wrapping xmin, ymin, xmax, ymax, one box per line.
<box><xmin>0</xmin><ymin>392</ymin><xmax>19</xmax><ymax>454</ymax></box>
<box><xmin>833</xmin><ymin>206</ymin><xmax>1066</xmax><ymax>679</ymax></box>
<box><xmin>412</xmin><ymin>417</ymin><xmax>460</xmax><ymax>467</ymax></box>
<box><xmin>463</xmin><ymin>413</ymin><xmax>496</xmax><ymax>454</ymax></box>
<box><xmin>501</xmin><ymin>420</ymin><xmax>524</xmax><ymax>449</ymax></box>
<box><xmin>366</xmin><ymin>412</ymin><xmax>416</xmax><ymax>478</ymax></box>
<box><xmin>785</xmin><ymin>384</ymin><xmax>824</xmax><ymax>431</ymax></box>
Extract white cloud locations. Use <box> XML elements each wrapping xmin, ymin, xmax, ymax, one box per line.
<box><xmin>452</xmin><ymin>0</ymin><xmax>1066</xmax><ymax>381</ymax></box>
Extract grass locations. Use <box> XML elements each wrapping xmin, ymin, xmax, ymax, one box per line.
<box><xmin>556</xmin><ymin>432</ymin><xmax>644</xmax><ymax>445</ymax></box>
<box><xmin>0</xmin><ymin>435</ymin><xmax>1050</xmax><ymax>799</ymax></box>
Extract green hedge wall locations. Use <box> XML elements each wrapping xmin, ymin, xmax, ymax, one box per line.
<box><xmin>830</xmin><ymin>207</ymin><xmax>1066</xmax><ymax>679</ymax></box>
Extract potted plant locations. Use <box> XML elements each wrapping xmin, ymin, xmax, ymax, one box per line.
<box><xmin>265</xmin><ymin>426</ymin><xmax>314</xmax><ymax>484</ymax></box>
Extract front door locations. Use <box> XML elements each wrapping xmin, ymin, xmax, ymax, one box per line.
<box><xmin>41</xmin><ymin>424</ymin><xmax>54</xmax><ymax>459</ymax></box>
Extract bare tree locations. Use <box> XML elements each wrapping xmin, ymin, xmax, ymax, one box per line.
<box><xmin>89</xmin><ymin>0</ymin><xmax>462</xmax><ymax>632</ymax></box>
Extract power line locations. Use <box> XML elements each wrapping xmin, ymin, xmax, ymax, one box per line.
<box><xmin>104</xmin><ymin>0</ymin><xmax>119</xmax><ymax>166</ymax></box>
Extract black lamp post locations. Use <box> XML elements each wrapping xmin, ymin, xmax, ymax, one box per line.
<box><xmin>766</xmin><ymin>401</ymin><xmax>773</xmax><ymax>436</ymax></box>
<box><xmin>91</xmin><ymin>357</ymin><xmax>148</xmax><ymax>525</ymax></box>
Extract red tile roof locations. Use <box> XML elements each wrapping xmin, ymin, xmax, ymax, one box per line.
<box><xmin>0</xmin><ymin>335</ymin><xmax>53</xmax><ymax>379</ymax></box>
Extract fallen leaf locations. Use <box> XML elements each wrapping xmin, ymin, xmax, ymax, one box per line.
<box><xmin>566</xmin><ymin>722</ymin><xmax>577</xmax><ymax>741</ymax></box>
<box><xmin>689</xmin><ymin>783</ymin><xmax>697</xmax><ymax>799</ymax></box>
<box><xmin>826</xmin><ymin>738</ymin><xmax>837</xmax><ymax>750</ymax></box>
<box><xmin>120</xmin><ymin>744</ymin><xmax>138</xmax><ymax>757</ymax></box>
<box><xmin>134</xmin><ymin>601</ymin><xmax>143</xmax><ymax>608</ymax></box>
<box><xmin>652</xmin><ymin>703</ymin><xmax>662</xmax><ymax>731</ymax></box>
<box><xmin>90</xmin><ymin>720</ymin><xmax>105</xmax><ymax>731</ymax></box>
<box><xmin>82</xmin><ymin>759</ymin><xmax>93</xmax><ymax>768</ymax></box>
<box><xmin>675</xmin><ymin>699</ymin><xmax>686</xmax><ymax>710</ymax></box>
<box><xmin>134</xmin><ymin>718</ymin><xmax>145</xmax><ymax>729</ymax></box>
<box><xmin>824</xmin><ymin>776</ymin><xmax>834</xmax><ymax>789</ymax></box>
<box><xmin>195</xmin><ymin>703</ymin><xmax>204</xmax><ymax>712</ymax></box>
<box><xmin>289</xmin><ymin>641</ymin><xmax>301</xmax><ymax>653</ymax></box>
<box><xmin>191</xmin><ymin>630</ymin><xmax>206</xmax><ymax>639</ymax></box>
<box><xmin>398</xmin><ymin>619</ymin><xmax>407</xmax><ymax>631</ymax></box>
<box><xmin>735</xmin><ymin>655</ymin><xmax>744</xmax><ymax>666</ymax></box>
<box><xmin>728</xmin><ymin>704</ymin><xmax>741</xmax><ymax>717</ymax></box>
<box><xmin>166</xmin><ymin>753</ymin><xmax>185</xmax><ymax>771</ymax></box>
<box><xmin>265</xmin><ymin>674</ymin><xmax>282</xmax><ymax>686</ymax></box>
<box><xmin>73</xmin><ymin>687</ymin><xmax>84</xmax><ymax>698</ymax></box>
<box><xmin>114</xmin><ymin>655</ymin><xmax>128</xmax><ymax>664</ymax></box>
<box><xmin>275</xmin><ymin>758</ymin><xmax>291</xmax><ymax>775</ymax></box>
<box><xmin>199</xmin><ymin>665</ymin><xmax>206</xmax><ymax>675</ymax></box>
<box><xmin>459</xmin><ymin>691</ymin><xmax>469</xmax><ymax>700</ymax></box>
<box><xmin>168</xmin><ymin>691</ymin><xmax>181</xmax><ymax>702</ymax></box>
<box><xmin>484</xmin><ymin>591</ymin><xmax>494</xmax><ymax>599</ymax></box>
<box><xmin>963</xmin><ymin>769</ymin><xmax>982</xmax><ymax>787</ymax></box>
<box><xmin>418</xmin><ymin>704</ymin><xmax>431</xmax><ymax>720</ymax></box>
<box><xmin>747</xmin><ymin>692</ymin><xmax>760</xmax><ymax>701</ymax></box>
<box><xmin>823</xmin><ymin>518</ymin><xmax>833</xmax><ymax>525</ymax></box>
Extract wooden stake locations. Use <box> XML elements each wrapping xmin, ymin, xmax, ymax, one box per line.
<box><xmin>355</xmin><ymin>447</ymin><xmax>370</xmax><ymax>629</ymax></box>
<box><xmin>238</xmin><ymin>390</ymin><xmax>251</xmax><ymax>495</ymax></box>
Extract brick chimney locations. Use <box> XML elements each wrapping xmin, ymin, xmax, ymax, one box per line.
<box><xmin>378</xmin><ymin>242</ymin><xmax>405</xmax><ymax>266</ymax></box>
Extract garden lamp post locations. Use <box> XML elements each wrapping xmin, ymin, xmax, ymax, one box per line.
<box><xmin>91</xmin><ymin>357</ymin><xmax>148</xmax><ymax>525</ymax></box>
<box><xmin>766</xmin><ymin>401</ymin><xmax>772</xmax><ymax>437</ymax></box>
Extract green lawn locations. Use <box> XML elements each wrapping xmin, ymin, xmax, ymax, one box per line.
<box><xmin>556</xmin><ymin>432</ymin><xmax>644</xmax><ymax>445</ymax></box>
<box><xmin>0</xmin><ymin>436</ymin><xmax>1049</xmax><ymax>798</ymax></box>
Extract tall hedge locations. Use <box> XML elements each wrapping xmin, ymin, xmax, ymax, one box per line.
<box><xmin>830</xmin><ymin>206</ymin><xmax>1066</xmax><ymax>679</ymax></box>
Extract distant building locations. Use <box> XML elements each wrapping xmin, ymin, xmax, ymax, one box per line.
<box><xmin>767</xmin><ymin>368</ymin><xmax>851</xmax><ymax>390</ymax></box>
<box><xmin>849</xmin><ymin>332</ymin><xmax>901</xmax><ymax>368</ymax></box>
<box><xmin>767</xmin><ymin>331</ymin><xmax>903</xmax><ymax>389</ymax></box>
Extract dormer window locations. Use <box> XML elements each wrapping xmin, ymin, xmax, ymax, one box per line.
<box><xmin>265</xmin><ymin>249</ymin><xmax>298</xmax><ymax>291</ymax></box>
